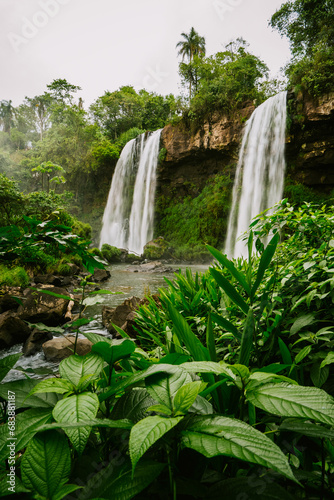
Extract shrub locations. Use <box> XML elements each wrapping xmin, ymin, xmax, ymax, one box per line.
<box><xmin>101</xmin><ymin>244</ymin><xmax>122</xmax><ymax>263</ymax></box>
<box><xmin>0</xmin><ymin>265</ymin><xmax>30</xmax><ymax>287</ymax></box>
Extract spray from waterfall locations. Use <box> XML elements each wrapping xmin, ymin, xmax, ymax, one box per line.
<box><xmin>99</xmin><ymin>129</ymin><xmax>162</xmax><ymax>255</ymax></box>
<box><xmin>225</xmin><ymin>91</ymin><xmax>287</xmax><ymax>258</ymax></box>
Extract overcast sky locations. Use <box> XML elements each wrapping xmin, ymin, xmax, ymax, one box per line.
<box><xmin>0</xmin><ymin>0</ymin><xmax>291</xmax><ymax>108</ymax></box>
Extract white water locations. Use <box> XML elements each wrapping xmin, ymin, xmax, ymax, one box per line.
<box><xmin>225</xmin><ymin>91</ymin><xmax>287</xmax><ymax>258</ymax></box>
<box><xmin>99</xmin><ymin>129</ymin><xmax>162</xmax><ymax>255</ymax></box>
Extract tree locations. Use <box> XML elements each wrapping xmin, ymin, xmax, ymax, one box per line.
<box><xmin>270</xmin><ymin>0</ymin><xmax>334</xmax><ymax>56</ymax></box>
<box><xmin>32</xmin><ymin>161</ymin><xmax>65</xmax><ymax>193</ymax></box>
<box><xmin>176</xmin><ymin>27</ymin><xmax>206</xmax><ymax>98</ymax></box>
<box><xmin>24</xmin><ymin>93</ymin><xmax>53</xmax><ymax>140</ymax></box>
<box><xmin>0</xmin><ymin>100</ymin><xmax>14</xmax><ymax>134</ymax></box>
<box><xmin>270</xmin><ymin>0</ymin><xmax>334</xmax><ymax>96</ymax></box>
<box><xmin>46</xmin><ymin>78</ymin><xmax>81</xmax><ymax>105</ymax></box>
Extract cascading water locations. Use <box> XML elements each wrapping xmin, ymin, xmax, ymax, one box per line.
<box><xmin>225</xmin><ymin>91</ymin><xmax>287</xmax><ymax>258</ymax></box>
<box><xmin>99</xmin><ymin>129</ymin><xmax>162</xmax><ymax>255</ymax></box>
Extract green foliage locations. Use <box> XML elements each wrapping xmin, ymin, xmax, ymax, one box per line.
<box><xmin>0</xmin><ymin>216</ymin><xmax>104</xmax><ymax>275</ymax></box>
<box><xmin>270</xmin><ymin>0</ymin><xmax>334</xmax><ymax>98</ymax></box>
<box><xmin>0</xmin><ymin>264</ymin><xmax>30</xmax><ymax>287</ymax></box>
<box><xmin>101</xmin><ymin>243</ymin><xmax>122</xmax><ymax>263</ymax></box>
<box><xmin>179</xmin><ymin>38</ymin><xmax>269</xmax><ymax>124</ymax></box>
<box><xmin>156</xmin><ymin>173</ymin><xmax>233</xmax><ymax>258</ymax></box>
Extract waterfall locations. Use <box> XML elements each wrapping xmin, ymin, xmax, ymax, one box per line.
<box><xmin>225</xmin><ymin>91</ymin><xmax>287</xmax><ymax>258</ymax></box>
<box><xmin>99</xmin><ymin>129</ymin><xmax>162</xmax><ymax>255</ymax></box>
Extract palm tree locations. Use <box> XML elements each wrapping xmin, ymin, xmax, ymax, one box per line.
<box><xmin>176</xmin><ymin>27</ymin><xmax>206</xmax><ymax>98</ymax></box>
<box><xmin>0</xmin><ymin>100</ymin><xmax>14</xmax><ymax>134</ymax></box>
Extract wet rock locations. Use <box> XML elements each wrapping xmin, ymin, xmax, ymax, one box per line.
<box><xmin>93</xmin><ymin>269</ymin><xmax>111</xmax><ymax>282</ymax></box>
<box><xmin>23</xmin><ymin>328</ymin><xmax>53</xmax><ymax>356</ymax></box>
<box><xmin>34</xmin><ymin>275</ymin><xmax>62</xmax><ymax>287</ymax></box>
<box><xmin>0</xmin><ymin>311</ymin><xmax>31</xmax><ymax>349</ymax></box>
<box><xmin>17</xmin><ymin>286</ymin><xmax>71</xmax><ymax>326</ymax></box>
<box><xmin>102</xmin><ymin>296</ymin><xmax>143</xmax><ymax>335</ymax></box>
<box><xmin>42</xmin><ymin>334</ymin><xmax>93</xmax><ymax>361</ymax></box>
<box><xmin>125</xmin><ymin>261</ymin><xmax>173</xmax><ymax>273</ymax></box>
<box><xmin>0</xmin><ymin>294</ymin><xmax>21</xmax><ymax>313</ymax></box>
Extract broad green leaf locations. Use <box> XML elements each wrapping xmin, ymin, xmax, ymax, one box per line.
<box><xmin>280</xmin><ymin>419</ymin><xmax>334</xmax><ymax>440</ymax></box>
<box><xmin>69</xmin><ymin>317</ymin><xmax>92</xmax><ymax>329</ymax></box>
<box><xmin>111</xmin><ymin>388</ymin><xmax>156</xmax><ymax>423</ymax></box>
<box><xmin>21</xmin><ymin>430</ymin><xmax>78</xmax><ymax>499</ymax></box>
<box><xmin>181</xmin><ymin>415</ymin><xmax>296</xmax><ymax>482</ymax></box>
<box><xmin>181</xmin><ymin>361</ymin><xmax>236</xmax><ymax>381</ymax></box>
<box><xmin>27</xmin><ymin>378</ymin><xmax>74</xmax><ymax>396</ymax></box>
<box><xmin>77</xmin><ymin>460</ymin><xmax>164</xmax><ymax>500</ymax></box>
<box><xmin>0</xmin><ymin>408</ymin><xmax>52</xmax><ymax>462</ymax></box>
<box><xmin>130</xmin><ymin>415</ymin><xmax>183</xmax><ymax>472</ymax></box>
<box><xmin>82</xmin><ymin>331</ymin><xmax>114</xmax><ymax>345</ymax></box>
<box><xmin>320</xmin><ymin>352</ymin><xmax>334</xmax><ymax>369</ymax></box>
<box><xmin>189</xmin><ymin>395</ymin><xmax>214</xmax><ymax>415</ymax></box>
<box><xmin>173</xmin><ymin>381</ymin><xmax>207</xmax><ymax>415</ymax></box>
<box><xmin>0</xmin><ymin>379</ymin><xmax>61</xmax><ymax>408</ymax></box>
<box><xmin>206</xmin><ymin>245</ymin><xmax>251</xmax><ymax>295</ymax></box>
<box><xmin>238</xmin><ymin>308</ymin><xmax>254</xmax><ymax>366</ymax></box>
<box><xmin>53</xmin><ymin>392</ymin><xmax>99</xmax><ymax>454</ymax></box>
<box><xmin>147</xmin><ymin>404</ymin><xmax>173</xmax><ymax>415</ymax></box>
<box><xmin>290</xmin><ymin>313</ymin><xmax>316</xmax><ymax>335</ymax></box>
<box><xmin>158</xmin><ymin>353</ymin><xmax>190</xmax><ymax>365</ymax></box>
<box><xmin>248</xmin><ymin>372</ymin><xmax>297</xmax><ymax>387</ymax></box>
<box><xmin>251</xmin><ymin>233</ymin><xmax>279</xmax><ymax>298</ymax></box>
<box><xmin>59</xmin><ymin>353</ymin><xmax>104</xmax><ymax>387</ymax></box>
<box><xmin>246</xmin><ymin>382</ymin><xmax>334</xmax><ymax>425</ymax></box>
<box><xmin>104</xmin><ymin>364</ymin><xmax>186</xmax><ymax>397</ymax></box>
<box><xmin>167</xmin><ymin>302</ymin><xmax>210</xmax><ymax>361</ymax></box>
<box><xmin>209</xmin><ymin>268</ymin><xmax>249</xmax><ymax>314</ymax></box>
<box><xmin>211</xmin><ymin>312</ymin><xmax>241</xmax><ymax>341</ymax></box>
<box><xmin>33</xmin><ymin>418</ymin><xmax>133</xmax><ymax>433</ymax></box>
<box><xmin>230</xmin><ymin>364</ymin><xmax>249</xmax><ymax>380</ymax></box>
<box><xmin>92</xmin><ymin>339</ymin><xmax>135</xmax><ymax>364</ymax></box>
<box><xmin>310</xmin><ymin>363</ymin><xmax>329</xmax><ymax>388</ymax></box>
<box><xmin>0</xmin><ymin>353</ymin><xmax>22</xmax><ymax>382</ymax></box>
<box><xmin>146</xmin><ymin>368</ymin><xmax>192</xmax><ymax>409</ymax></box>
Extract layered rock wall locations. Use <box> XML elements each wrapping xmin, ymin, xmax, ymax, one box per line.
<box><xmin>157</xmin><ymin>92</ymin><xmax>334</xmax><ymax>199</ymax></box>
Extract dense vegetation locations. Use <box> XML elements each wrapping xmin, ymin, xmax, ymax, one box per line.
<box><xmin>271</xmin><ymin>0</ymin><xmax>334</xmax><ymax>96</ymax></box>
<box><xmin>1</xmin><ymin>201</ymin><xmax>334</xmax><ymax>499</ymax></box>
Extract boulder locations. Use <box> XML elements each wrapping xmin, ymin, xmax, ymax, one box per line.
<box><xmin>102</xmin><ymin>296</ymin><xmax>143</xmax><ymax>335</ymax></box>
<box><xmin>33</xmin><ymin>275</ymin><xmax>62</xmax><ymax>287</ymax></box>
<box><xmin>0</xmin><ymin>294</ymin><xmax>20</xmax><ymax>313</ymax></box>
<box><xmin>93</xmin><ymin>268</ymin><xmax>111</xmax><ymax>282</ymax></box>
<box><xmin>0</xmin><ymin>311</ymin><xmax>31</xmax><ymax>349</ymax></box>
<box><xmin>23</xmin><ymin>328</ymin><xmax>53</xmax><ymax>356</ymax></box>
<box><xmin>17</xmin><ymin>286</ymin><xmax>71</xmax><ymax>326</ymax></box>
<box><xmin>143</xmin><ymin>237</ymin><xmax>170</xmax><ymax>260</ymax></box>
<box><xmin>42</xmin><ymin>334</ymin><xmax>93</xmax><ymax>361</ymax></box>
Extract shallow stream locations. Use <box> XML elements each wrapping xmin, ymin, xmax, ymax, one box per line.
<box><xmin>1</xmin><ymin>263</ymin><xmax>208</xmax><ymax>382</ymax></box>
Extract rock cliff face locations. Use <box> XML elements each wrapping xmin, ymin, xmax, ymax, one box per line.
<box><xmin>158</xmin><ymin>103</ymin><xmax>254</xmax><ymax>198</ymax></box>
<box><xmin>286</xmin><ymin>91</ymin><xmax>334</xmax><ymax>191</ymax></box>
<box><xmin>157</xmin><ymin>92</ymin><xmax>334</xmax><ymax>199</ymax></box>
